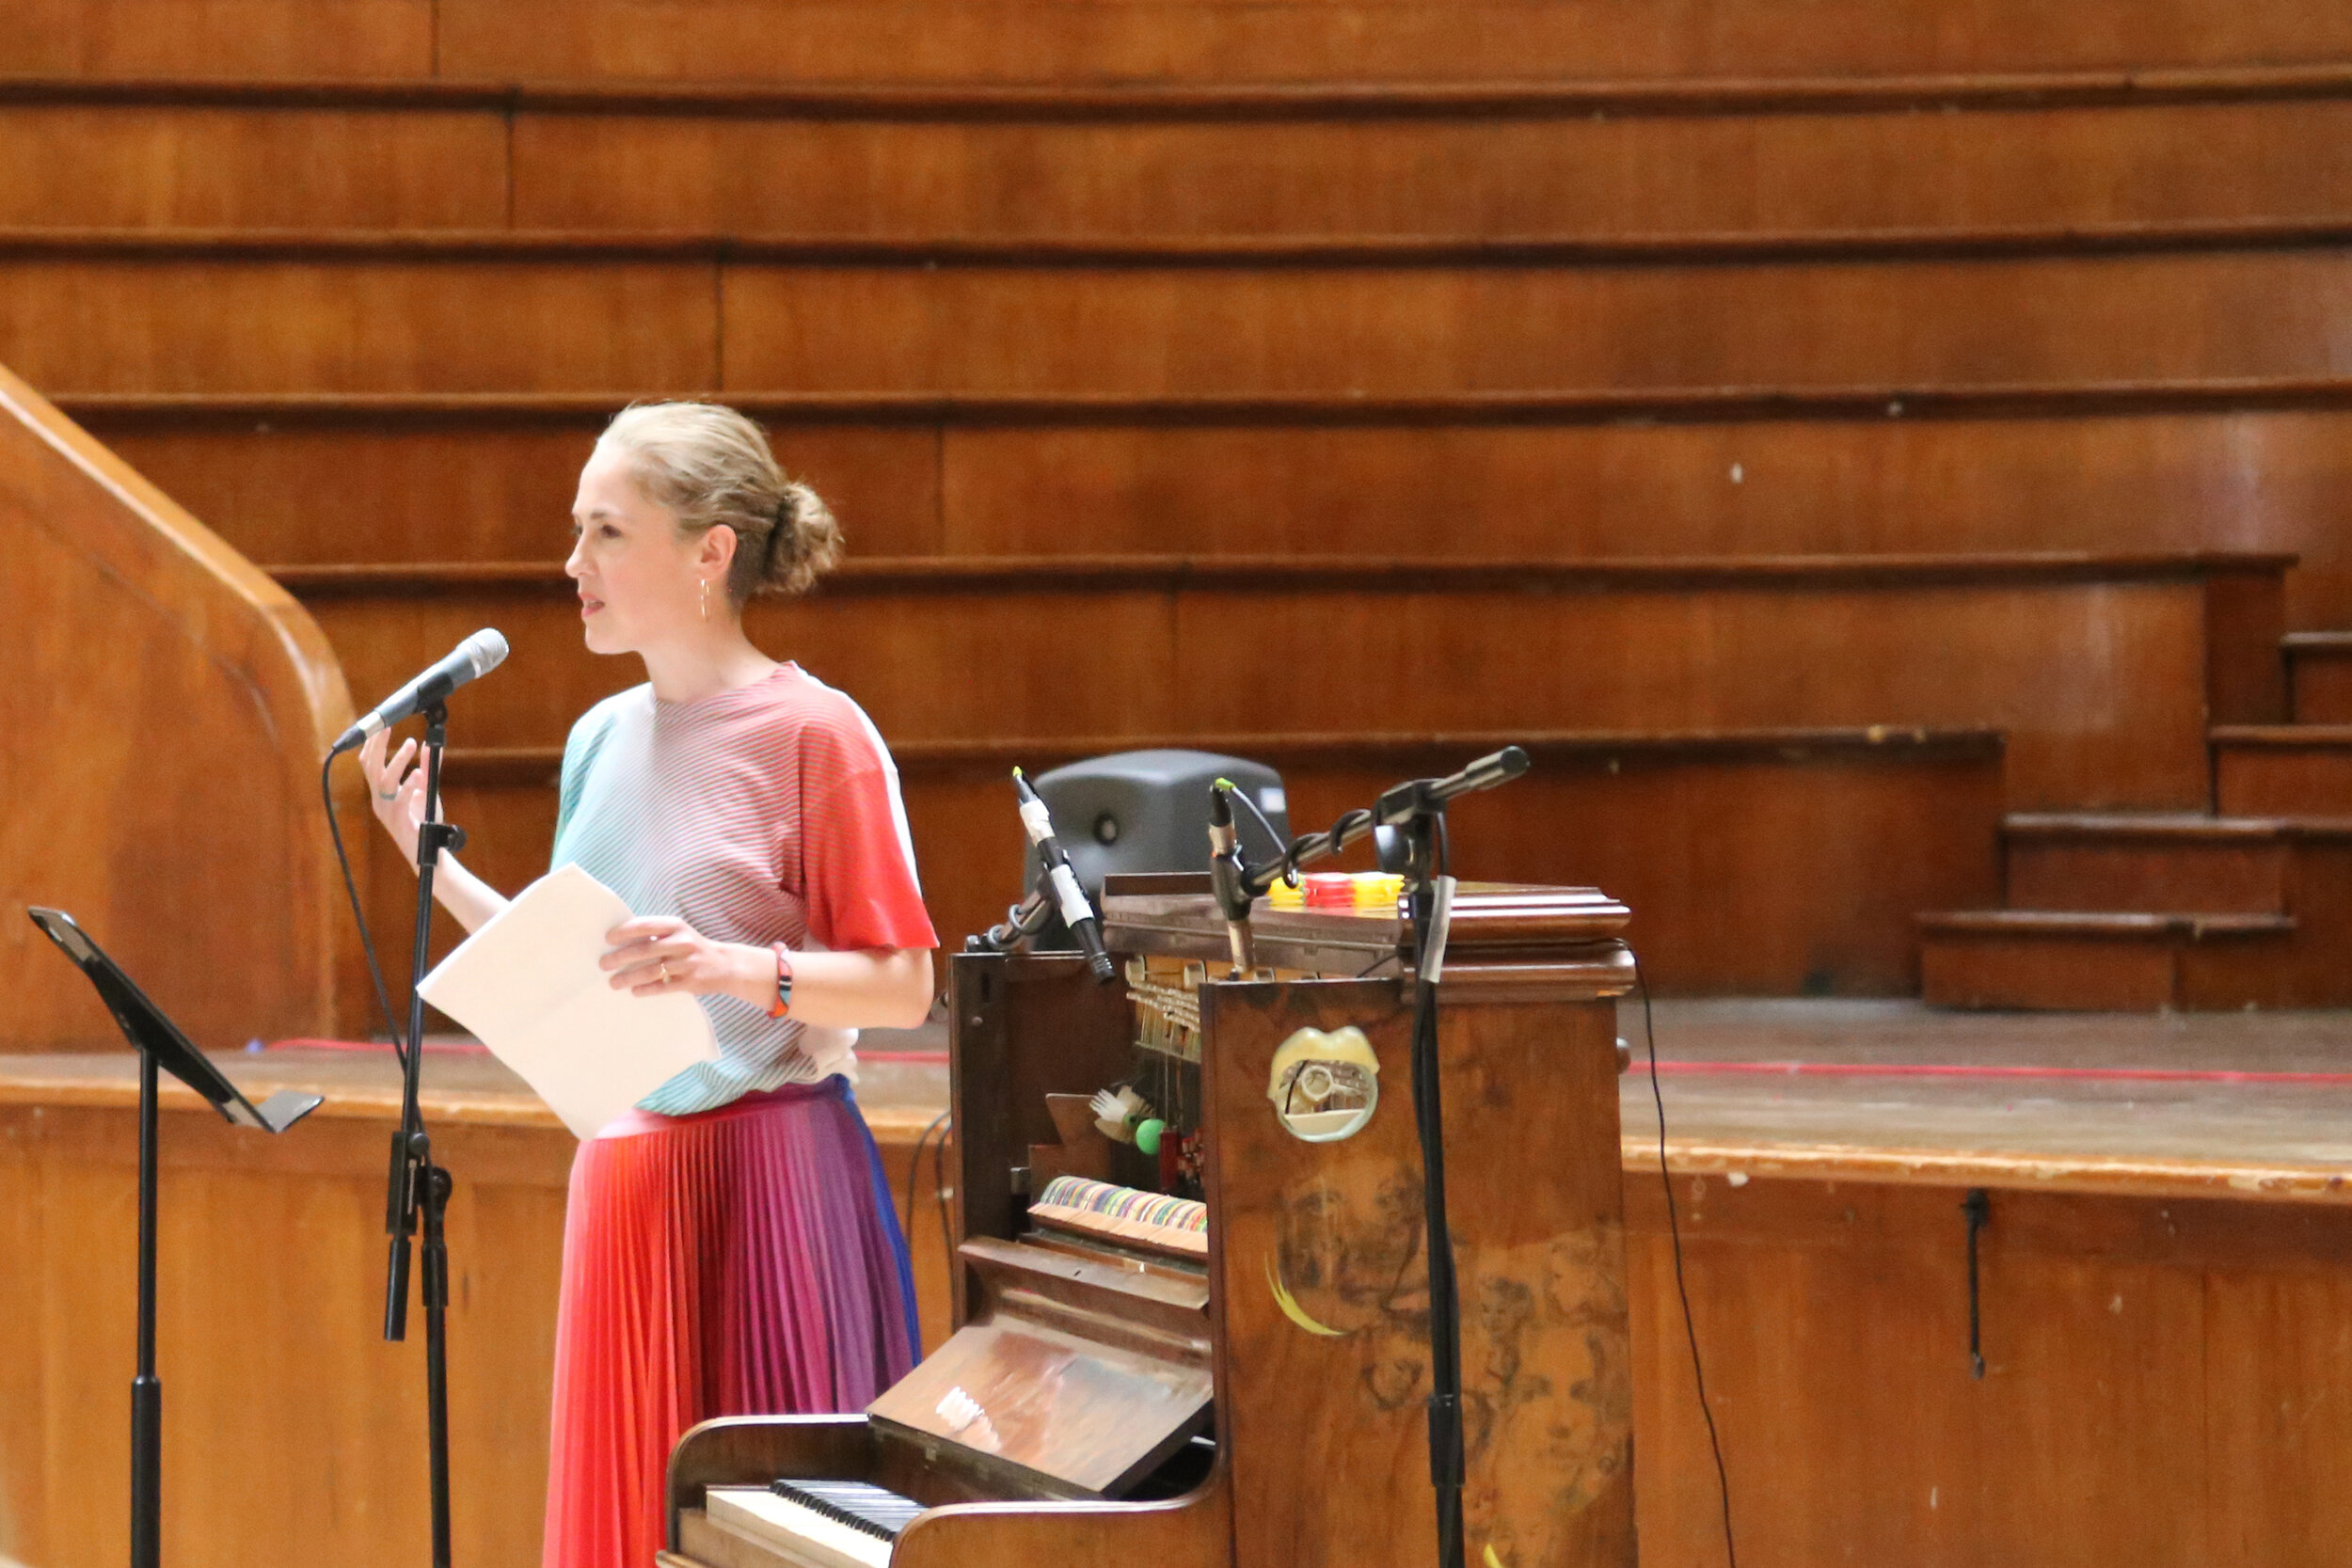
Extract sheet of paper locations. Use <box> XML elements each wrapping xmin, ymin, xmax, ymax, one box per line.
<box><xmin>418</xmin><ymin>863</ymin><xmax>719</xmax><ymax>1138</ymax></box>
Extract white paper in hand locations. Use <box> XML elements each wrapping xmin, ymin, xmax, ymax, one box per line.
<box><xmin>418</xmin><ymin>863</ymin><xmax>720</xmax><ymax>1138</ymax></box>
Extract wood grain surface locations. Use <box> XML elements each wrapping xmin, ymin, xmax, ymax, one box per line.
<box><xmin>1204</xmin><ymin>978</ymin><xmax>1636</xmax><ymax>1568</ymax></box>
<box><xmin>67</xmin><ymin>404</ymin><xmax>2352</xmax><ymax>629</ymax></box>
<box><xmin>0</xmin><ymin>364</ymin><xmax>357</xmax><ymax>1052</ymax></box>
<box><xmin>11</xmin><ymin>1000</ymin><xmax>2352</xmax><ymax>1566</ymax></box>
<box><xmin>280</xmin><ymin>561</ymin><xmax>2239</xmax><ymax>810</ymax></box>
<box><xmin>428</xmin><ymin>0</ymin><xmax>2352</xmax><ymax>85</ymax></box>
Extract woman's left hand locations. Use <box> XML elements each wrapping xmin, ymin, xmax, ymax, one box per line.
<box><xmin>602</xmin><ymin>916</ymin><xmax>762</xmax><ymax>1002</ymax></box>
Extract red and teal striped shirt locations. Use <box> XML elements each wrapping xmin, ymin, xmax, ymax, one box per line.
<box><xmin>551</xmin><ymin>663</ymin><xmax>938</xmax><ymax>1116</ymax></box>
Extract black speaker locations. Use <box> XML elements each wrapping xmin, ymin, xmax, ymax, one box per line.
<box><xmin>1029</xmin><ymin>749</ymin><xmax>1292</xmax><ymax>912</ymax></box>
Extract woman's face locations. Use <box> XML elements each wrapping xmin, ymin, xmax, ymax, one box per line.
<box><xmin>566</xmin><ymin>444</ymin><xmax>719</xmax><ymax>656</ymax></box>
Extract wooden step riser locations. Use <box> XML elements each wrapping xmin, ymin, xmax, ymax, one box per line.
<box><xmin>1929</xmin><ymin>841</ymin><xmax>2352</xmax><ymax>1009</ymax></box>
<box><xmin>18</xmin><ymin>248</ymin><xmax>2352</xmax><ymax>397</ymax></box>
<box><xmin>25</xmin><ymin>0</ymin><xmax>2351</xmax><ymax>84</ymax></box>
<box><xmin>367</xmin><ymin>739</ymin><xmax>1999</xmax><ymax>1031</ymax></box>
<box><xmin>15</xmin><ymin>99</ymin><xmax>2352</xmax><ymax>240</ymax></box>
<box><xmin>1921</xmin><ymin>935</ymin><xmax>2184</xmax><ymax>1011</ymax></box>
<box><xmin>2291</xmin><ymin>655</ymin><xmax>2352</xmax><ymax>724</ymax></box>
<box><xmin>2215</xmin><ymin>747</ymin><xmax>2352</xmax><ymax>816</ymax></box>
<box><xmin>2004</xmin><ymin>840</ymin><xmax>2289</xmax><ymax>915</ymax></box>
<box><xmin>1921</xmin><ymin>935</ymin><xmax>2352</xmax><ymax>1010</ymax></box>
<box><xmin>299</xmin><ymin>577</ymin><xmax>2227</xmax><ymax>811</ymax></box>
<box><xmin>80</xmin><ymin>415</ymin><xmax>2352</xmax><ymax>634</ymax></box>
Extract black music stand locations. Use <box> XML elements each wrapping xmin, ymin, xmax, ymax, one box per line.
<box><xmin>27</xmin><ymin>906</ymin><xmax>322</xmax><ymax>1568</ymax></box>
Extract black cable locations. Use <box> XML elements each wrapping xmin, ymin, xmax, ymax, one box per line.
<box><xmin>1633</xmin><ymin>949</ymin><xmax>1737</xmax><ymax>1568</ymax></box>
<box><xmin>1227</xmin><ymin>785</ymin><xmax>1292</xmax><ymax>873</ymax></box>
<box><xmin>320</xmin><ymin>753</ymin><xmax>405</xmax><ymax>1066</ymax></box>
<box><xmin>904</xmin><ymin>1110</ymin><xmax>947</xmax><ymax>1243</ymax></box>
<box><xmin>933</xmin><ymin>1112</ymin><xmax>953</xmax><ymax>1291</ymax></box>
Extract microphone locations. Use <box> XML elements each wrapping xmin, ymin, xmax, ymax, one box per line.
<box><xmin>330</xmin><ymin>629</ymin><xmax>509</xmax><ymax>755</ymax></box>
<box><xmin>1013</xmin><ymin>768</ymin><xmax>1116</xmax><ymax>983</ymax></box>
<box><xmin>1207</xmin><ymin>780</ymin><xmax>1255</xmax><ymax>977</ymax></box>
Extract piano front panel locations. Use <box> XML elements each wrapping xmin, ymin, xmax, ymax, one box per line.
<box><xmin>1201</xmin><ymin>976</ymin><xmax>1638</xmax><ymax>1568</ymax></box>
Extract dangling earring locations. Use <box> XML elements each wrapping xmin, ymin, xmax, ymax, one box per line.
<box><xmin>700</xmin><ymin>578</ymin><xmax>709</xmax><ymax>622</ymax></box>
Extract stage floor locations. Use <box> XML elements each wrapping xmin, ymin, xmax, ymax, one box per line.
<box><xmin>1629</xmin><ymin>999</ymin><xmax>2352</xmax><ymax>1202</ymax></box>
<box><xmin>7</xmin><ymin>999</ymin><xmax>2351</xmax><ymax>1202</ymax></box>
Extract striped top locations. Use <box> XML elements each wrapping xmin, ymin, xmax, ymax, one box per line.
<box><xmin>550</xmin><ymin>662</ymin><xmax>937</xmax><ymax>1117</ymax></box>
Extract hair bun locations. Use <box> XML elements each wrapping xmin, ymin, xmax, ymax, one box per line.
<box><xmin>762</xmin><ymin>480</ymin><xmax>841</xmax><ymax>597</ymax></box>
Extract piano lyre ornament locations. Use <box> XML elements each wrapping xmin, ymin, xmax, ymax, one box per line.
<box><xmin>664</xmin><ymin>879</ymin><xmax>1638</xmax><ymax>1568</ymax></box>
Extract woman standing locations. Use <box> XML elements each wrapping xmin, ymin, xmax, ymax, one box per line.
<box><xmin>359</xmin><ymin>402</ymin><xmax>936</xmax><ymax>1568</ymax></box>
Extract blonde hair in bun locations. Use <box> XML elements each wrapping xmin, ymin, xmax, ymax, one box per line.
<box><xmin>596</xmin><ymin>401</ymin><xmax>843</xmax><ymax>604</ymax></box>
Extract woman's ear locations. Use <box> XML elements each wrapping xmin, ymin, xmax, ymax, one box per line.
<box><xmin>701</xmin><ymin>524</ymin><xmax>739</xmax><ymax>579</ymax></box>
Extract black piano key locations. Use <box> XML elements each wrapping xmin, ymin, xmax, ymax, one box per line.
<box><xmin>769</xmin><ymin>1478</ymin><xmax>927</xmax><ymax>1542</ymax></box>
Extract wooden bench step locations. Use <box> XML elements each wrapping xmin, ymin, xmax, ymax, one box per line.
<box><xmin>268</xmin><ymin>550</ymin><xmax>2280</xmax><ymax>814</ymax></box>
<box><xmin>2000</xmin><ymin>812</ymin><xmax>2292</xmax><ymax>914</ymax></box>
<box><xmin>1917</xmin><ymin>910</ymin><xmax>2296</xmax><ymax>1011</ymax></box>
<box><xmin>399</xmin><ymin>726</ymin><xmax>2006</xmax><ymax>1006</ymax></box>
<box><xmin>2285</xmin><ymin>630</ymin><xmax>2352</xmax><ymax>723</ymax></box>
<box><xmin>2211</xmin><ymin>725</ymin><xmax>2352</xmax><ymax>816</ymax></box>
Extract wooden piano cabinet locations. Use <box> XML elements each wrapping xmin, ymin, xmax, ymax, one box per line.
<box><xmin>947</xmin><ymin>951</ymin><xmax>1137</xmax><ymax>1321</ymax></box>
<box><xmin>1204</xmin><ymin>976</ymin><xmax>1637</xmax><ymax>1568</ymax></box>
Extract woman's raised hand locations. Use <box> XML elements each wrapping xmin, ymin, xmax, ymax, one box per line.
<box><xmin>603</xmin><ymin>916</ymin><xmax>766</xmax><ymax>1003</ymax></box>
<box><xmin>358</xmin><ymin>727</ymin><xmax>430</xmax><ymax>871</ymax></box>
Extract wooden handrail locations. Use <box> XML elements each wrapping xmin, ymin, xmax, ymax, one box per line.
<box><xmin>60</xmin><ymin>378</ymin><xmax>2352</xmax><ymax>428</ymax></box>
<box><xmin>8</xmin><ymin>63</ymin><xmax>2352</xmax><ymax>119</ymax></box>
<box><xmin>264</xmin><ymin>550</ymin><xmax>2297</xmax><ymax>600</ymax></box>
<box><xmin>0</xmin><ymin>364</ymin><xmax>358</xmax><ymax>1050</ymax></box>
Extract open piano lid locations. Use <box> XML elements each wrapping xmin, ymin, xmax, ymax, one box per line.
<box><xmin>865</xmin><ymin>1237</ymin><xmax>1215</xmax><ymax>1499</ymax></box>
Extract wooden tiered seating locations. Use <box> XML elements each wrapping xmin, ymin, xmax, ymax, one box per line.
<box><xmin>1922</xmin><ymin>628</ymin><xmax>2352</xmax><ymax>1008</ymax></box>
<box><xmin>12</xmin><ymin>5</ymin><xmax>2352</xmax><ymax>1028</ymax></box>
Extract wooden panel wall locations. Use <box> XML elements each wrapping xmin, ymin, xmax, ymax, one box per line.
<box><xmin>15</xmin><ymin>1093</ymin><xmax>2352</xmax><ymax>1568</ymax></box>
<box><xmin>6</xmin><ymin>1</ymin><xmax>432</xmax><ymax>79</ymax></box>
<box><xmin>79</xmin><ymin>407</ymin><xmax>2352</xmax><ymax>633</ymax></box>
<box><xmin>8</xmin><ymin>89</ymin><xmax>2352</xmax><ymax>241</ymax></box>
<box><xmin>409</xmin><ymin>731</ymin><xmax>2003</xmax><ymax>1004</ymax></box>
<box><xmin>0</xmin><ymin>103</ymin><xmax>508</xmax><ymax>230</ymax></box>
<box><xmin>11</xmin><ymin>0</ymin><xmax>2352</xmax><ymax>83</ymax></box>
<box><xmin>0</xmin><ymin>1087</ymin><xmax>951</xmax><ymax>1568</ymax></box>
<box><xmin>0</xmin><ymin>366</ymin><xmax>357</xmax><ymax>1053</ymax></box>
<box><xmin>431</xmin><ymin>0</ymin><xmax>2352</xmax><ymax>86</ymax></box>
<box><xmin>13</xmin><ymin>245</ymin><xmax>2352</xmax><ymax>397</ymax></box>
<box><xmin>1625</xmin><ymin>1175</ymin><xmax>2352</xmax><ymax>1567</ymax></box>
<box><xmin>288</xmin><ymin>564</ymin><xmax>2242</xmax><ymax>805</ymax></box>
<box><xmin>501</xmin><ymin>101</ymin><xmax>2352</xmax><ymax>239</ymax></box>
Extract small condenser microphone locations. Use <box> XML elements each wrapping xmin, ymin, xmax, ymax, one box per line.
<box><xmin>1014</xmin><ymin>768</ymin><xmax>1117</xmax><ymax>983</ymax></box>
<box><xmin>329</xmin><ymin>629</ymin><xmax>510</xmax><ymax>755</ymax></box>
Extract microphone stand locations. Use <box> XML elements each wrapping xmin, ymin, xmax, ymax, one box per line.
<box><xmin>384</xmin><ymin>700</ymin><xmax>462</xmax><ymax>1568</ymax></box>
<box><xmin>1213</xmin><ymin>746</ymin><xmax>1529</xmax><ymax>1568</ymax></box>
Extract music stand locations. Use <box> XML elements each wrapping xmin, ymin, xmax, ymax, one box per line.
<box><xmin>27</xmin><ymin>906</ymin><xmax>322</xmax><ymax>1568</ymax></box>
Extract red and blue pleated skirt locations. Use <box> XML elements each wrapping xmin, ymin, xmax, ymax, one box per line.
<box><xmin>540</xmin><ymin>1076</ymin><xmax>918</xmax><ymax>1568</ymax></box>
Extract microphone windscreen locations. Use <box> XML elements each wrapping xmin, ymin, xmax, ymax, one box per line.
<box><xmin>463</xmin><ymin>628</ymin><xmax>510</xmax><ymax>677</ymax></box>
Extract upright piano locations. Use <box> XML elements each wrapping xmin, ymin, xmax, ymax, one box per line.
<box><xmin>664</xmin><ymin>878</ymin><xmax>1639</xmax><ymax>1568</ymax></box>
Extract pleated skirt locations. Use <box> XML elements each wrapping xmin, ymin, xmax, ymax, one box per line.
<box><xmin>540</xmin><ymin>1077</ymin><xmax>918</xmax><ymax>1568</ymax></box>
